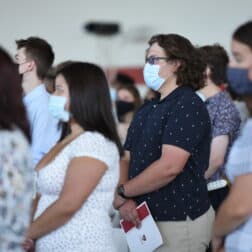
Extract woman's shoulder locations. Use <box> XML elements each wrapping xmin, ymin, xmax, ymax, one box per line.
<box><xmin>0</xmin><ymin>128</ymin><xmax>30</xmax><ymax>153</ymax></box>
<box><xmin>69</xmin><ymin>131</ymin><xmax>119</xmax><ymax>168</ymax></box>
<box><xmin>72</xmin><ymin>131</ymin><xmax>119</xmax><ymax>155</ymax></box>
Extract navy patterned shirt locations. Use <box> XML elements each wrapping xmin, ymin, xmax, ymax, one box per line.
<box><xmin>205</xmin><ymin>91</ymin><xmax>241</xmax><ymax>182</ymax></box>
<box><xmin>125</xmin><ymin>86</ymin><xmax>211</xmax><ymax>221</ymax></box>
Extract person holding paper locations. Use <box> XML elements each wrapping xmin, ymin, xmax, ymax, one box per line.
<box><xmin>114</xmin><ymin>34</ymin><xmax>215</xmax><ymax>252</ymax></box>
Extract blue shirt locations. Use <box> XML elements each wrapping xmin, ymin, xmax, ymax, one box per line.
<box><xmin>225</xmin><ymin>119</ymin><xmax>252</xmax><ymax>252</ymax></box>
<box><xmin>125</xmin><ymin>86</ymin><xmax>211</xmax><ymax>221</ymax></box>
<box><xmin>205</xmin><ymin>91</ymin><xmax>241</xmax><ymax>182</ymax></box>
<box><xmin>23</xmin><ymin>85</ymin><xmax>61</xmax><ymax>167</ymax></box>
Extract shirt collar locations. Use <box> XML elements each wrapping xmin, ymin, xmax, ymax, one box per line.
<box><xmin>23</xmin><ymin>84</ymin><xmax>47</xmax><ymax>104</ymax></box>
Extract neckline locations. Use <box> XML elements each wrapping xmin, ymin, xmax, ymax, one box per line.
<box><xmin>35</xmin><ymin>131</ymin><xmax>85</xmax><ymax>172</ymax></box>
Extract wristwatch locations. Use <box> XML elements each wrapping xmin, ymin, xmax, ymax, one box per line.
<box><xmin>117</xmin><ymin>184</ymin><xmax>130</xmax><ymax>199</ymax></box>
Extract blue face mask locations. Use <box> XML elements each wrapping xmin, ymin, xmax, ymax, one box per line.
<box><xmin>48</xmin><ymin>95</ymin><xmax>70</xmax><ymax>122</ymax></box>
<box><xmin>227</xmin><ymin>67</ymin><xmax>252</xmax><ymax>95</ymax></box>
<box><xmin>143</xmin><ymin>63</ymin><xmax>165</xmax><ymax>91</ymax></box>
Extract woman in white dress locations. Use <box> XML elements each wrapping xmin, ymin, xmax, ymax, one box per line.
<box><xmin>23</xmin><ymin>62</ymin><xmax>124</xmax><ymax>252</ymax></box>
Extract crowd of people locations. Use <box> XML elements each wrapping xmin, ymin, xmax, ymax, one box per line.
<box><xmin>0</xmin><ymin>20</ymin><xmax>252</xmax><ymax>252</ymax></box>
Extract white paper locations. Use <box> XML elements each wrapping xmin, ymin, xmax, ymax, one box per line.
<box><xmin>120</xmin><ymin>201</ymin><xmax>163</xmax><ymax>252</ymax></box>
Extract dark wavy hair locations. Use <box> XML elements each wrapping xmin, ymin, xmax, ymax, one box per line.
<box><xmin>57</xmin><ymin>62</ymin><xmax>124</xmax><ymax>157</ymax></box>
<box><xmin>233</xmin><ymin>20</ymin><xmax>252</xmax><ymax>49</ymax></box>
<box><xmin>198</xmin><ymin>44</ymin><xmax>229</xmax><ymax>85</ymax></box>
<box><xmin>0</xmin><ymin>47</ymin><xmax>30</xmax><ymax>141</ymax></box>
<box><xmin>148</xmin><ymin>34</ymin><xmax>206</xmax><ymax>90</ymax></box>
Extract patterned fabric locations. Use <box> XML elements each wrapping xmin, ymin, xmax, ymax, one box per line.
<box><xmin>34</xmin><ymin>132</ymin><xmax>119</xmax><ymax>252</ymax></box>
<box><xmin>224</xmin><ymin>119</ymin><xmax>252</xmax><ymax>251</ymax></box>
<box><xmin>125</xmin><ymin>86</ymin><xmax>211</xmax><ymax>221</ymax></box>
<box><xmin>0</xmin><ymin>129</ymin><xmax>33</xmax><ymax>252</ymax></box>
<box><xmin>205</xmin><ymin>91</ymin><xmax>241</xmax><ymax>182</ymax></box>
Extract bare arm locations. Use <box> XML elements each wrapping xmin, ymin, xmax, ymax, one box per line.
<box><xmin>26</xmin><ymin>157</ymin><xmax>107</xmax><ymax>240</ymax></box>
<box><xmin>123</xmin><ymin>144</ymin><xmax>189</xmax><ymax>197</ymax></box>
<box><xmin>113</xmin><ymin>151</ymin><xmax>130</xmax><ymax>210</ymax></box>
<box><xmin>30</xmin><ymin>194</ymin><xmax>41</xmax><ymax>224</ymax></box>
<box><xmin>205</xmin><ymin>135</ymin><xmax>229</xmax><ymax>179</ymax></box>
<box><xmin>119</xmin><ymin>151</ymin><xmax>130</xmax><ymax>184</ymax></box>
<box><xmin>213</xmin><ymin>173</ymin><xmax>252</xmax><ymax>237</ymax></box>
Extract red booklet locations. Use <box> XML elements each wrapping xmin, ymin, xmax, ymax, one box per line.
<box><xmin>120</xmin><ymin>201</ymin><xmax>163</xmax><ymax>252</ymax></box>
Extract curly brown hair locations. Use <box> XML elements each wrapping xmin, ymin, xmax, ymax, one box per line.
<box><xmin>148</xmin><ymin>34</ymin><xmax>206</xmax><ymax>90</ymax></box>
<box><xmin>198</xmin><ymin>44</ymin><xmax>229</xmax><ymax>85</ymax></box>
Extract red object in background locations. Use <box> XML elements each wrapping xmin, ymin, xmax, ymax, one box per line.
<box><xmin>117</xmin><ymin>67</ymin><xmax>144</xmax><ymax>84</ymax></box>
<box><xmin>106</xmin><ymin>67</ymin><xmax>144</xmax><ymax>84</ymax></box>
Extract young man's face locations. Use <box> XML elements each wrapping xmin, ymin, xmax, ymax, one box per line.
<box><xmin>15</xmin><ymin>47</ymin><xmax>32</xmax><ymax>75</ymax></box>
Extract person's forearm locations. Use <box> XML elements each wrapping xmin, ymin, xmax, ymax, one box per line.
<box><xmin>124</xmin><ymin>159</ymin><xmax>177</xmax><ymax>197</ymax></box>
<box><xmin>119</xmin><ymin>158</ymin><xmax>129</xmax><ymax>184</ymax></box>
<box><xmin>205</xmin><ymin>164</ymin><xmax>220</xmax><ymax>179</ymax></box>
<box><xmin>28</xmin><ymin>199</ymin><xmax>74</xmax><ymax>240</ymax></box>
<box><xmin>30</xmin><ymin>194</ymin><xmax>40</xmax><ymax>224</ymax></box>
<box><xmin>214</xmin><ymin>199</ymin><xmax>248</xmax><ymax>237</ymax></box>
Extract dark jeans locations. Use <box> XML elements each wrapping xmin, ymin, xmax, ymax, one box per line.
<box><xmin>208</xmin><ymin>185</ymin><xmax>230</xmax><ymax>211</ymax></box>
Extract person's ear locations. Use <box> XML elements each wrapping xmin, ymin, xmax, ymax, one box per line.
<box><xmin>171</xmin><ymin>59</ymin><xmax>181</xmax><ymax>73</ymax></box>
<box><xmin>206</xmin><ymin>66</ymin><xmax>211</xmax><ymax>79</ymax></box>
<box><xmin>27</xmin><ymin>60</ymin><xmax>35</xmax><ymax>72</ymax></box>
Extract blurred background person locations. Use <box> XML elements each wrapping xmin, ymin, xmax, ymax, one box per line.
<box><xmin>43</xmin><ymin>67</ymin><xmax>56</xmax><ymax>94</ymax></box>
<box><xmin>24</xmin><ymin>62</ymin><xmax>123</xmax><ymax>252</ymax></box>
<box><xmin>0</xmin><ymin>47</ymin><xmax>33</xmax><ymax>252</ymax></box>
<box><xmin>144</xmin><ymin>88</ymin><xmax>160</xmax><ymax>103</ymax></box>
<box><xmin>116</xmin><ymin>84</ymin><xmax>142</xmax><ymax>143</ymax></box>
<box><xmin>197</xmin><ymin>44</ymin><xmax>241</xmax><ymax>211</ymax></box>
<box><xmin>109</xmin><ymin>73</ymin><xmax>135</xmax><ymax>104</ymax></box>
<box><xmin>226</xmin><ymin>85</ymin><xmax>249</xmax><ymax>132</ymax></box>
<box><xmin>213</xmin><ymin>20</ymin><xmax>252</xmax><ymax>252</ymax></box>
<box><xmin>15</xmin><ymin>37</ymin><xmax>61</xmax><ymax>167</ymax></box>
<box><xmin>114</xmin><ymin>34</ymin><xmax>214</xmax><ymax>252</ymax></box>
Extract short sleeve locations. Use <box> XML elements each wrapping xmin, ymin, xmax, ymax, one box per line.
<box><xmin>226</xmin><ymin>121</ymin><xmax>252</xmax><ymax>181</ymax></box>
<box><xmin>71</xmin><ymin>132</ymin><xmax>118</xmax><ymax>169</ymax></box>
<box><xmin>212</xmin><ymin>101</ymin><xmax>240</xmax><ymax>139</ymax></box>
<box><xmin>162</xmin><ymin>98</ymin><xmax>210</xmax><ymax>153</ymax></box>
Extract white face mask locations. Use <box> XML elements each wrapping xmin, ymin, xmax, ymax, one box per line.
<box><xmin>48</xmin><ymin>95</ymin><xmax>70</xmax><ymax>122</ymax></box>
<box><xmin>143</xmin><ymin>63</ymin><xmax>165</xmax><ymax>91</ymax></box>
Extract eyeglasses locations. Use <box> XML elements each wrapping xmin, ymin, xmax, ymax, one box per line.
<box><xmin>145</xmin><ymin>56</ymin><xmax>170</xmax><ymax>65</ymax></box>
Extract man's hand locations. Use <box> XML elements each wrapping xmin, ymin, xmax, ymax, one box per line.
<box><xmin>119</xmin><ymin>199</ymin><xmax>140</xmax><ymax>227</ymax></box>
<box><xmin>113</xmin><ymin>192</ymin><xmax>127</xmax><ymax>210</ymax></box>
<box><xmin>212</xmin><ymin>235</ymin><xmax>225</xmax><ymax>252</ymax></box>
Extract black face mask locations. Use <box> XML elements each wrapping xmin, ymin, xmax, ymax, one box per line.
<box><xmin>116</xmin><ymin>100</ymin><xmax>135</xmax><ymax>122</ymax></box>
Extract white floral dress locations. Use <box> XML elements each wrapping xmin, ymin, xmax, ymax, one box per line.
<box><xmin>0</xmin><ymin>129</ymin><xmax>33</xmax><ymax>252</ymax></box>
<box><xmin>34</xmin><ymin>132</ymin><xmax>120</xmax><ymax>252</ymax></box>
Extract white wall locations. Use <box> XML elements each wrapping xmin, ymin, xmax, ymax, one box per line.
<box><xmin>1</xmin><ymin>0</ymin><xmax>252</xmax><ymax>67</ymax></box>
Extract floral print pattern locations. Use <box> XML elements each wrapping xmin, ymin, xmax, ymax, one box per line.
<box><xmin>0</xmin><ymin>129</ymin><xmax>33</xmax><ymax>252</ymax></box>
